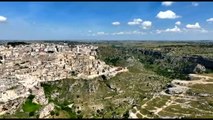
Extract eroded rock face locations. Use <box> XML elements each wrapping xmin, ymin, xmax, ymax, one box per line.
<box><xmin>165</xmin><ymin>86</ymin><xmax>189</xmax><ymax>95</ymax></box>
<box><xmin>193</xmin><ymin>64</ymin><xmax>206</xmax><ymax>74</ymax></box>
<box><xmin>0</xmin><ymin>97</ymin><xmax>25</xmax><ymax>115</ymax></box>
<box><xmin>31</xmin><ymin>84</ymin><xmax>48</xmax><ymax>105</ymax></box>
<box><xmin>182</xmin><ymin>55</ymin><xmax>213</xmax><ymax>69</ymax></box>
<box><xmin>39</xmin><ymin>103</ymin><xmax>55</xmax><ymax>118</ymax></box>
<box><xmin>136</xmin><ymin>48</ymin><xmax>163</xmax><ymax>59</ymax></box>
<box><xmin>164</xmin><ymin>80</ymin><xmax>189</xmax><ymax>95</ymax></box>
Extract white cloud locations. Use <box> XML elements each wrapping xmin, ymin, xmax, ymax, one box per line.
<box><xmin>200</xmin><ymin>29</ymin><xmax>208</xmax><ymax>33</ymax></box>
<box><xmin>128</xmin><ymin>18</ymin><xmax>143</xmax><ymax>25</ymax></box>
<box><xmin>132</xmin><ymin>30</ymin><xmax>146</xmax><ymax>35</ymax></box>
<box><xmin>97</xmin><ymin>32</ymin><xmax>106</xmax><ymax>35</ymax></box>
<box><xmin>183</xmin><ymin>28</ymin><xmax>208</xmax><ymax>33</ymax></box>
<box><xmin>134</xmin><ymin>18</ymin><xmax>143</xmax><ymax>23</ymax></box>
<box><xmin>162</xmin><ymin>1</ymin><xmax>173</xmax><ymax>6</ymax></box>
<box><xmin>112</xmin><ymin>32</ymin><xmax>125</xmax><ymax>35</ymax></box>
<box><xmin>186</xmin><ymin>22</ymin><xmax>201</xmax><ymax>29</ymax></box>
<box><xmin>156</xmin><ymin>26</ymin><xmax>181</xmax><ymax>33</ymax></box>
<box><xmin>156</xmin><ymin>10</ymin><xmax>181</xmax><ymax>19</ymax></box>
<box><xmin>112</xmin><ymin>21</ymin><xmax>120</xmax><ymax>26</ymax></box>
<box><xmin>206</xmin><ymin>18</ymin><xmax>213</xmax><ymax>22</ymax></box>
<box><xmin>0</xmin><ymin>16</ymin><xmax>7</xmax><ymax>22</ymax></box>
<box><xmin>156</xmin><ymin>30</ymin><xmax>161</xmax><ymax>34</ymax></box>
<box><xmin>88</xmin><ymin>30</ymin><xmax>92</xmax><ymax>33</ymax></box>
<box><xmin>192</xmin><ymin>2</ymin><xmax>199</xmax><ymax>7</ymax></box>
<box><xmin>175</xmin><ymin>21</ymin><xmax>181</xmax><ymax>25</ymax></box>
<box><xmin>142</xmin><ymin>21</ymin><xmax>152</xmax><ymax>29</ymax></box>
<box><xmin>112</xmin><ymin>31</ymin><xmax>146</xmax><ymax>35</ymax></box>
<box><xmin>165</xmin><ymin>26</ymin><xmax>181</xmax><ymax>32</ymax></box>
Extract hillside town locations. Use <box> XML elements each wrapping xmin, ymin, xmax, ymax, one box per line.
<box><xmin>0</xmin><ymin>42</ymin><xmax>128</xmax><ymax>117</ymax></box>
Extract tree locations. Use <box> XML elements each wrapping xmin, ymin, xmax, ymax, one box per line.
<box><xmin>55</xmin><ymin>111</ymin><xmax>59</xmax><ymax>116</ymax></box>
<box><xmin>28</xmin><ymin>94</ymin><xmax>35</xmax><ymax>101</ymax></box>
<box><xmin>50</xmin><ymin>110</ymin><xmax>55</xmax><ymax>116</ymax></box>
<box><xmin>29</xmin><ymin>111</ymin><xmax>35</xmax><ymax>116</ymax></box>
<box><xmin>36</xmin><ymin>114</ymin><xmax>39</xmax><ymax>118</ymax></box>
<box><xmin>123</xmin><ymin>110</ymin><xmax>129</xmax><ymax>118</ymax></box>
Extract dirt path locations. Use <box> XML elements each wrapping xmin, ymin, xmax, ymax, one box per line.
<box><xmin>135</xmin><ymin>73</ymin><xmax>213</xmax><ymax>118</ymax></box>
<box><xmin>171</xmin><ymin>74</ymin><xmax>213</xmax><ymax>87</ymax></box>
<box><xmin>153</xmin><ymin>96</ymin><xmax>176</xmax><ymax>115</ymax></box>
<box><xmin>129</xmin><ymin>106</ymin><xmax>151</xmax><ymax>118</ymax></box>
<box><xmin>141</xmin><ymin>94</ymin><xmax>158</xmax><ymax>108</ymax></box>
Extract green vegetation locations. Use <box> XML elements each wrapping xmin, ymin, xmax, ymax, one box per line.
<box><xmin>22</xmin><ymin>95</ymin><xmax>41</xmax><ymax>114</ymax></box>
<box><xmin>41</xmin><ymin>81</ymin><xmax>80</xmax><ymax>118</ymax></box>
<box><xmin>1</xmin><ymin>95</ymin><xmax>41</xmax><ymax>118</ymax></box>
<box><xmin>97</xmin><ymin>43</ymin><xmax>198</xmax><ymax>80</ymax></box>
<box><xmin>41</xmin><ymin>83</ymin><xmax>55</xmax><ymax>97</ymax></box>
<box><xmin>97</xmin><ymin>45</ymin><xmax>129</xmax><ymax>67</ymax></box>
<box><xmin>7</xmin><ymin>42</ymin><xmax>29</xmax><ymax>47</ymax></box>
<box><xmin>190</xmin><ymin>84</ymin><xmax>213</xmax><ymax>94</ymax></box>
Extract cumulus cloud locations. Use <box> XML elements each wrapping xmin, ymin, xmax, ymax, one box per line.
<box><xmin>156</xmin><ymin>30</ymin><xmax>162</xmax><ymax>34</ymax></box>
<box><xmin>96</xmin><ymin>32</ymin><xmax>108</xmax><ymax>35</ymax></box>
<box><xmin>112</xmin><ymin>32</ymin><xmax>125</xmax><ymax>35</ymax></box>
<box><xmin>192</xmin><ymin>2</ymin><xmax>199</xmax><ymax>6</ymax></box>
<box><xmin>128</xmin><ymin>18</ymin><xmax>143</xmax><ymax>25</ymax></box>
<box><xmin>183</xmin><ymin>28</ymin><xmax>208</xmax><ymax>33</ymax></box>
<box><xmin>131</xmin><ymin>30</ymin><xmax>146</xmax><ymax>35</ymax></box>
<box><xmin>206</xmin><ymin>18</ymin><xmax>213</xmax><ymax>22</ymax></box>
<box><xmin>186</xmin><ymin>22</ymin><xmax>201</xmax><ymax>29</ymax></box>
<box><xmin>165</xmin><ymin>26</ymin><xmax>181</xmax><ymax>32</ymax></box>
<box><xmin>0</xmin><ymin>16</ymin><xmax>7</xmax><ymax>22</ymax></box>
<box><xmin>156</xmin><ymin>10</ymin><xmax>181</xmax><ymax>19</ymax></box>
<box><xmin>175</xmin><ymin>21</ymin><xmax>181</xmax><ymax>25</ymax></box>
<box><xmin>142</xmin><ymin>21</ymin><xmax>152</xmax><ymax>29</ymax></box>
<box><xmin>162</xmin><ymin>1</ymin><xmax>173</xmax><ymax>6</ymax></box>
<box><xmin>112</xmin><ymin>31</ymin><xmax>145</xmax><ymax>35</ymax></box>
<box><xmin>156</xmin><ymin>26</ymin><xmax>181</xmax><ymax>33</ymax></box>
<box><xmin>200</xmin><ymin>29</ymin><xmax>208</xmax><ymax>33</ymax></box>
<box><xmin>112</xmin><ymin>21</ymin><xmax>120</xmax><ymax>26</ymax></box>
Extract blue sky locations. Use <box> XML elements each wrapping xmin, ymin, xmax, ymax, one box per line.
<box><xmin>0</xmin><ymin>2</ymin><xmax>213</xmax><ymax>40</ymax></box>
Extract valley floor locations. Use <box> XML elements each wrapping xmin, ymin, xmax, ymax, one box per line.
<box><xmin>129</xmin><ymin>74</ymin><xmax>213</xmax><ymax>118</ymax></box>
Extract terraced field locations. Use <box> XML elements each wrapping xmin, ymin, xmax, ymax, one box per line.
<box><xmin>129</xmin><ymin>74</ymin><xmax>213</xmax><ymax>118</ymax></box>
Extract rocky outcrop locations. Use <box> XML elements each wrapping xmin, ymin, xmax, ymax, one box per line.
<box><xmin>193</xmin><ymin>64</ymin><xmax>206</xmax><ymax>74</ymax></box>
<box><xmin>31</xmin><ymin>84</ymin><xmax>48</xmax><ymax>105</ymax></box>
<box><xmin>165</xmin><ymin>85</ymin><xmax>189</xmax><ymax>95</ymax></box>
<box><xmin>0</xmin><ymin>97</ymin><xmax>25</xmax><ymax>115</ymax></box>
<box><xmin>164</xmin><ymin>80</ymin><xmax>189</xmax><ymax>95</ymax></box>
<box><xmin>39</xmin><ymin>103</ymin><xmax>55</xmax><ymax>118</ymax></box>
<box><xmin>182</xmin><ymin>55</ymin><xmax>213</xmax><ymax>70</ymax></box>
<box><xmin>134</xmin><ymin>48</ymin><xmax>164</xmax><ymax>59</ymax></box>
